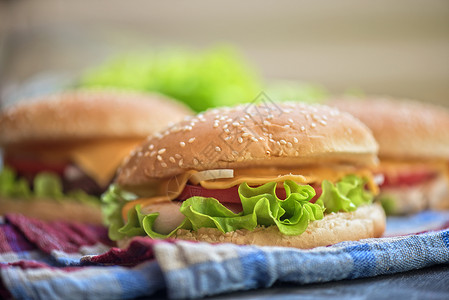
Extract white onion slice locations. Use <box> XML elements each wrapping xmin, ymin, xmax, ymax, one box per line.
<box><xmin>189</xmin><ymin>169</ymin><xmax>234</xmax><ymax>184</ymax></box>
<box><xmin>374</xmin><ymin>174</ymin><xmax>385</xmax><ymax>186</ymax></box>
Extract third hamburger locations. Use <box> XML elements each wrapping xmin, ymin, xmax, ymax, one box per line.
<box><xmin>331</xmin><ymin>97</ymin><xmax>449</xmax><ymax>214</ymax></box>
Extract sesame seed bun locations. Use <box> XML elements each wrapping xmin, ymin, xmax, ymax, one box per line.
<box><xmin>329</xmin><ymin>96</ymin><xmax>449</xmax><ymax>159</ymax></box>
<box><xmin>117</xmin><ymin>102</ymin><xmax>378</xmax><ymax>187</ymax></box>
<box><xmin>0</xmin><ymin>89</ymin><xmax>193</xmax><ymax>145</ymax></box>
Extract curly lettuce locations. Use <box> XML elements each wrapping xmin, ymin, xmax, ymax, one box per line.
<box><xmin>0</xmin><ymin>166</ymin><xmax>99</xmax><ymax>205</ymax></box>
<box><xmin>103</xmin><ymin>175</ymin><xmax>373</xmax><ymax>241</ymax></box>
<box><xmin>79</xmin><ymin>47</ymin><xmax>262</xmax><ymax>112</ymax></box>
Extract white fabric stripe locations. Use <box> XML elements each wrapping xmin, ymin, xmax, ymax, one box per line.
<box><xmin>51</xmin><ymin>243</ymin><xmax>110</xmax><ymax>260</ymax></box>
<box><xmin>155</xmin><ymin>241</ymin><xmax>240</xmax><ymax>272</ymax></box>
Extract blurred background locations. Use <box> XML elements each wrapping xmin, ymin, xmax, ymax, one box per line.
<box><xmin>0</xmin><ymin>0</ymin><xmax>448</xmax><ymax>109</ymax></box>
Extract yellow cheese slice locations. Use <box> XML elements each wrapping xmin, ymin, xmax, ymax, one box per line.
<box><xmin>68</xmin><ymin>139</ymin><xmax>143</xmax><ymax>187</ymax></box>
<box><xmin>122</xmin><ymin>167</ymin><xmax>378</xmax><ymax>220</ymax></box>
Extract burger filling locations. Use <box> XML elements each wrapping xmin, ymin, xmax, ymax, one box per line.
<box><xmin>102</xmin><ymin>167</ymin><xmax>379</xmax><ymax>241</ymax></box>
<box><xmin>374</xmin><ymin>160</ymin><xmax>449</xmax><ymax>214</ymax></box>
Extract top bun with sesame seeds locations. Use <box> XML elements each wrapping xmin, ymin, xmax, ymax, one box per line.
<box><xmin>106</xmin><ymin>102</ymin><xmax>386</xmax><ymax>249</ymax></box>
<box><xmin>117</xmin><ymin>102</ymin><xmax>378</xmax><ymax>187</ymax></box>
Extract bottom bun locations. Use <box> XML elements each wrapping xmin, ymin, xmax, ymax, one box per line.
<box><xmin>0</xmin><ymin>197</ymin><xmax>103</xmax><ymax>224</ymax></box>
<box><xmin>173</xmin><ymin>204</ymin><xmax>385</xmax><ymax>249</ymax></box>
<box><xmin>118</xmin><ymin>203</ymin><xmax>385</xmax><ymax>249</ymax></box>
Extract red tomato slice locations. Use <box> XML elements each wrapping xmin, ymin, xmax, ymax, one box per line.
<box><xmin>4</xmin><ymin>156</ymin><xmax>68</xmax><ymax>176</ymax></box>
<box><xmin>380</xmin><ymin>169</ymin><xmax>437</xmax><ymax>187</ymax></box>
<box><xmin>178</xmin><ymin>183</ymin><xmax>321</xmax><ymax>205</ymax></box>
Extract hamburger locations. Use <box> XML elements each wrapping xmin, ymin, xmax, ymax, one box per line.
<box><xmin>330</xmin><ymin>97</ymin><xmax>449</xmax><ymax>214</ymax></box>
<box><xmin>103</xmin><ymin>102</ymin><xmax>385</xmax><ymax>249</ymax></box>
<box><xmin>0</xmin><ymin>90</ymin><xmax>192</xmax><ymax>223</ymax></box>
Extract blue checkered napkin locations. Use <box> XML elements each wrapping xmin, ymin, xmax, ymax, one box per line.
<box><xmin>155</xmin><ymin>229</ymin><xmax>449</xmax><ymax>299</ymax></box>
<box><xmin>2</xmin><ymin>213</ymin><xmax>449</xmax><ymax>300</ymax></box>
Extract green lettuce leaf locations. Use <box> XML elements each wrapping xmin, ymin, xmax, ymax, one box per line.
<box><xmin>103</xmin><ymin>175</ymin><xmax>374</xmax><ymax>241</ymax></box>
<box><xmin>319</xmin><ymin>175</ymin><xmax>372</xmax><ymax>213</ymax></box>
<box><xmin>79</xmin><ymin>47</ymin><xmax>262</xmax><ymax>112</ymax></box>
<box><xmin>0</xmin><ymin>166</ymin><xmax>100</xmax><ymax>205</ymax></box>
<box><xmin>102</xmin><ymin>184</ymin><xmax>138</xmax><ymax>240</ymax></box>
<box><xmin>0</xmin><ymin>167</ymin><xmax>32</xmax><ymax>198</ymax></box>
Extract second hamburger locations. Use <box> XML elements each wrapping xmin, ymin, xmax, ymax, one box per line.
<box><xmin>104</xmin><ymin>102</ymin><xmax>385</xmax><ymax>248</ymax></box>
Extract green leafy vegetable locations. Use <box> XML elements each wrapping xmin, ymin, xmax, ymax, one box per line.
<box><xmin>0</xmin><ymin>167</ymin><xmax>32</xmax><ymax>198</ymax></box>
<box><xmin>379</xmin><ymin>194</ymin><xmax>397</xmax><ymax>215</ymax></box>
<box><xmin>34</xmin><ymin>172</ymin><xmax>64</xmax><ymax>199</ymax></box>
<box><xmin>319</xmin><ymin>175</ymin><xmax>372</xmax><ymax>213</ymax></box>
<box><xmin>103</xmin><ymin>175</ymin><xmax>373</xmax><ymax>241</ymax></box>
<box><xmin>0</xmin><ymin>166</ymin><xmax>100</xmax><ymax>205</ymax></box>
<box><xmin>79</xmin><ymin>47</ymin><xmax>262</xmax><ymax>112</ymax></box>
<box><xmin>102</xmin><ymin>184</ymin><xmax>138</xmax><ymax>240</ymax></box>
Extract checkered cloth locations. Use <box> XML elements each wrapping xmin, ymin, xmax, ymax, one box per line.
<box><xmin>1</xmin><ymin>212</ymin><xmax>449</xmax><ymax>300</ymax></box>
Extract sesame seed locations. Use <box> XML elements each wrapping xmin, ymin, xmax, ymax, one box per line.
<box><xmin>178</xmin><ymin>159</ymin><xmax>184</xmax><ymax>167</ymax></box>
<box><xmin>149</xmin><ymin>144</ymin><xmax>154</xmax><ymax>150</ymax></box>
<box><xmin>323</xmin><ymin>115</ymin><xmax>328</xmax><ymax>120</ymax></box>
<box><xmin>320</xmin><ymin>120</ymin><xmax>327</xmax><ymax>126</ymax></box>
<box><xmin>161</xmin><ymin>162</ymin><xmax>168</xmax><ymax>168</ymax></box>
<box><xmin>251</xmin><ymin>137</ymin><xmax>258</xmax><ymax>142</ymax></box>
<box><xmin>188</xmin><ymin>137</ymin><xmax>196</xmax><ymax>143</ymax></box>
<box><xmin>213</xmin><ymin>122</ymin><xmax>219</xmax><ymax>128</ymax></box>
<box><xmin>223</xmin><ymin>124</ymin><xmax>228</xmax><ymax>129</ymax></box>
<box><xmin>150</xmin><ymin>151</ymin><xmax>156</xmax><ymax>157</ymax></box>
<box><xmin>175</xmin><ymin>154</ymin><xmax>182</xmax><ymax>159</ymax></box>
<box><xmin>269</xmin><ymin>138</ymin><xmax>275</xmax><ymax>143</ymax></box>
<box><xmin>288</xmin><ymin>118</ymin><xmax>294</xmax><ymax>124</ymax></box>
<box><xmin>215</xmin><ymin>146</ymin><xmax>222</xmax><ymax>152</ymax></box>
<box><xmin>180</xmin><ymin>142</ymin><xmax>186</xmax><ymax>147</ymax></box>
<box><xmin>193</xmin><ymin>158</ymin><xmax>199</xmax><ymax>165</ymax></box>
<box><xmin>293</xmin><ymin>137</ymin><xmax>299</xmax><ymax>143</ymax></box>
<box><xmin>259</xmin><ymin>137</ymin><xmax>265</xmax><ymax>141</ymax></box>
<box><xmin>263</xmin><ymin>120</ymin><xmax>271</xmax><ymax>126</ymax></box>
<box><xmin>283</xmin><ymin>124</ymin><xmax>290</xmax><ymax>129</ymax></box>
<box><xmin>232</xmin><ymin>122</ymin><xmax>240</xmax><ymax>127</ymax></box>
<box><xmin>224</xmin><ymin>129</ymin><xmax>230</xmax><ymax>133</ymax></box>
<box><xmin>144</xmin><ymin>152</ymin><xmax>151</xmax><ymax>157</ymax></box>
<box><xmin>238</xmin><ymin>137</ymin><xmax>243</xmax><ymax>144</ymax></box>
<box><xmin>158</xmin><ymin>148</ymin><xmax>166</xmax><ymax>154</ymax></box>
<box><xmin>157</xmin><ymin>155</ymin><xmax>163</xmax><ymax>161</ymax></box>
<box><xmin>280</xmin><ymin>139</ymin><xmax>287</xmax><ymax>145</ymax></box>
<box><xmin>277</xmin><ymin>141</ymin><xmax>281</xmax><ymax>146</ymax></box>
<box><xmin>287</xmin><ymin>142</ymin><xmax>293</xmax><ymax>148</ymax></box>
<box><xmin>311</xmin><ymin>123</ymin><xmax>317</xmax><ymax>128</ymax></box>
<box><xmin>279</xmin><ymin>149</ymin><xmax>284</xmax><ymax>155</ymax></box>
<box><xmin>266</xmin><ymin>150</ymin><xmax>271</xmax><ymax>155</ymax></box>
<box><xmin>169</xmin><ymin>157</ymin><xmax>176</xmax><ymax>163</ymax></box>
<box><xmin>224</xmin><ymin>136</ymin><xmax>232</xmax><ymax>141</ymax></box>
<box><xmin>262</xmin><ymin>127</ymin><xmax>268</xmax><ymax>132</ymax></box>
<box><xmin>300</xmin><ymin>126</ymin><xmax>306</xmax><ymax>131</ymax></box>
<box><xmin>242</xmin><ymin>132</ymin><xmax>250</xmax><ymax>137</ymax></box>
<box><xmin>232</xmin><ymin>151</ymin><xmax>239</xmax><ymax>156</ymax></box>
<box><xmin>227</xmin><ymin>118</ymin><xmax>233</xmax><ymax>123</ymax></box>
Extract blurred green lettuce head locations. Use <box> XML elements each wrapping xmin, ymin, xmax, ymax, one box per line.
<box><xmin>80</xmin><ymin>47</ymin><xmax>262</xmax><ymax>112</ymax></box>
